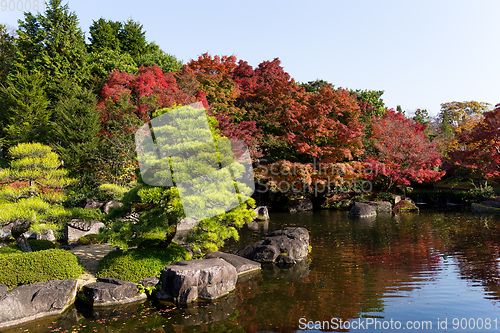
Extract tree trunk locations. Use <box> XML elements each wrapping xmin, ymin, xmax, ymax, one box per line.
<box><xmin>16</xmin><ymin>235</ymin><xmax>32</xmax><ymax>253</ymax></box>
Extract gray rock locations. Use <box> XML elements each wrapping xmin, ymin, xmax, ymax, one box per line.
<box><xmin>365</xmin><ymin>201</ymin><xmax>392</xmax><ymax>212</ymax></box>
<box><xmin>23</xmin><ymin>229</ymin><xmax>56</xmax><ymax>242</ymax></box>
<box><xmin>65</xmin><ymin>220</ymin><xmax>106</xmax><ymax>241</ymax></box>
<box><xmin>79</xmin><ymin>198</ymin><xmax>105</xmax><ymax>210</ymax></box>
<box><xmin>0</xmin><ymin>279</ymin><xmax>78</xmax><ymax>329</ymax></box>
<box><xmin>394</xmin><ymin>199</ymin><xmax>419</xmax><ymax>213</ymax></box>
<box><xmin>157</xmin><ymin>258</ymin><xmax>237</xmax><ymax>303</ymax></box>
<box><xmin>80</xmin><ymin>277</ymin><xmax>146</xmax><ymax>307</ymax></box>
<box><xmin>472</xmin><ymin>203</ymin><xmax>500</xmax><ymax>213</ymax></box>
<box><xmin>287</xmin><ymin>199</ymin><xmax>313</xmax><ymax>213</ymax></box>
<box><xmin>136</xmin><ymin>276</ymin><xmax>159</xmax><ymax>288</ymax></box>
<box><xmin>264</xmin><ymin>259</ymin><xmax>311</xmax><ymax>282</ymax></box>
<box><xmin>348</xmin><ymin>202</ymin><xmax>377</xmax><ymax>218</ymax></box>
<box><xmin>0</xmin><ymin>284</ymin><xmax>8</xmax><ymax>296</ymax></box>
<box><xmin>204</xmin><ymin>251</ymin><xmax>261</xmax><ymax>276</ymax></box>
<box><xmin>234</xmin><ymin>227</ymin><xmax>310</xmax><ymax>264</ymax></box>
<box><xmin>176</xmin><ymin>217</ymin><xmax>199</xmax><ymax>231</ymax></box>
<box><xmin>102</xmin><ymin>201</ymin><xmax>123</xmax><ymax>214</ymax></box>
<box><xmin>254</xmin><ymin>206</ymin><xmax>269</xmax><ymax>220</ymax></box>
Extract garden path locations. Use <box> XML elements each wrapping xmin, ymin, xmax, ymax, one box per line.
<box><xmin>70</xmin><ymin>244</ymin><xmax>118</xmax><ymax>288</ymax></box>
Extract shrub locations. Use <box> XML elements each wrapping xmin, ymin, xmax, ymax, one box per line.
<box><xmin>0</xmin><ymin>245</ymin><xmax>22</xmax><ymax>255</ymax></box>
<box><xmin>27</xmin><ymin>239</ymin><xmax>59</xmax><ymax>251</ymax></box>
<box><xmin>96</xmin><ymin>243</ymin><xmax>190</xmax><ymax>282</ymax></box>
<box><xmin>375</xmin><ymin>191</ymin><xmax>395</xmax><ymax>204</ymax></box>
<box><xmin>78</xmin><ymin>233</ymin><xmax>109</xmax><ymax>245</ymax></box>
<box><xmin>68</xmin><ymin>207</ymin><xmax>104</xmax><ymax>221</ymax></box>
<box><xmin>0</xmin><ymin>249</ymin><xmax>84</xmax><ymax>288</ymax></box>
<box><xmin>98</xmin><ymin>183</ymin><xmax>129</xmax><ymax>202</ymax></box>
<box><xmin>468</xmin><ymin>185</ymin><xmax>495</xmax><ymax>203</ymax></box>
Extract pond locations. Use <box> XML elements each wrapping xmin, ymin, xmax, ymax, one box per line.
<box><xmin>6</xmin><ymin>208</ymin><xmax>500</xmax><ymax>332</ymax></box>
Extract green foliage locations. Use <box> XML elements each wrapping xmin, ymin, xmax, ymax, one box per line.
<box><xmin>0</xmin><ymin>245</ymin><xmax>22</xmax><ymax>255</ymax></box>
<box><xmin>467</xmin><ymin>185</ymin><xmax>495</xmax><ymax>203</ymax></box>
<box><xmin>135</xmin><ymin>48</ymin><xmax>183</xmax><ymax>73</ymax></box>
<box><xmin>0</xmin><ymin>249</ymin><xmax>84</xmax><ymax>288</ymax></box>
<box><xmin>68</xmin><ymin>207</ymin><xmax>105</xmax><ymax>222</ymax></box>
<box><xmin>15</xmin><ymin>0</ymin><xmax>90</xmax><ymax>95</ymax></box>
<box><xmin>78</xmin><ymin>233</ymin><xmax>109</xmax><ymax>245</ymax></box>
<box><xmin>0</xmin><ymin>197</ymin><xmax>67</xmax><ymax>227</ymax></box>
<box><xmin>29</xmin><ymin>222</ymin><xmax>61</xmax><ymax>233</ymax></box>
<box><xmin>96</xmin><ymin>243</ymin><xmax>190</xmax><ymax>282</ymax></box>
<box><xmin>98</xmin><ymin>183</ymin><xmax>129</xmax><ymax>202</ymax></box>
<box><xmin>27</xmin><ymin>239</ymin><xmax>59</xmax><ymax>251</ymax></box>
<box><xmin>350</xmin><ymin>89</ymin><xmax>386</xmax><ymax>117</ymax></box>
<box><xmin>52</xmin><ymin>82</ymin><xmax>102</xmax><ymax>173</ymax></box>
<box><xmin>88</xmin><ymin>49</ymin><xmax>138</xmax><ymax>78</ymax></box>
<box><xmin>0</xmin><ymin>70</ymin><xmax>51</xmax><ymax>148</ymax></box>
<box><xmin>0</xmin><ymin>24</ymin><xmax>16</xmax><ymax>83</ymax></box>
<box><xmin>299</xmin><ymin>79</ymin><xmax>332</xmax><ymax>93</ymax></box>
<box><xmin>375</xmin><ymin>192</ymin><xmax>396</xmax><ymax>204</ymax></box>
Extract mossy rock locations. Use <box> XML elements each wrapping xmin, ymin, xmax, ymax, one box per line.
<box><xmin>393</xmin><ymin>200</ymin><xmax>419</xmax><ymax>213</ymax></box>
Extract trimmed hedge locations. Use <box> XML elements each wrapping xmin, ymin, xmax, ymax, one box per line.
<box><xmin>0</xmin><ymin>249</ymin><xmax>85</xmax><ymax>288</ymax></box>
<box><xmin>96</xmin><ymin>243</ymin><xmax>190</xmax><ymax>282</ymax></box>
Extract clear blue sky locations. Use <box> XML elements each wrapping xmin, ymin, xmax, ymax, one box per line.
<box><xmin>1</xmin><ymin>0</ymin><xmax>499</xmax><ymax>116</ymax></box>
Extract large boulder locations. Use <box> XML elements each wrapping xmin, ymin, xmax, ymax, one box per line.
<box><xmin>348</xmin><ymin>202</ymin><xmax>377</xmax><ymax>218</ymax></box>
<box><xmin>23</xmin><ymin>229</ymin><xmax>56</xmax><ymax>242</ymax></box>
<box><xmin>79</xmin><ymin>198</ymin><xmax>105</xmax><ymax>210</ymax></box>
<box><xmin>393</xmin><ymin>199</ymin><xmax>419</xmax><ymax>213</ymax></box>
<box><xmin>0</xmin><ymin>279</ymin><xmax>78</xmax><ymax>329</ymax></box>
<box><xmin>234</xmin><ymin>227</ymin><xmax>310</xmax><ymax>264</ymax></box>
<box><xmin>102</xmin><ymin>201</ymin><xmax>123</xmax><ymax>214</ymax></box>
<box><xmin>365</xmin><ymin>201</ymin><xmax>392</xmax><ymax>212</ymax></box>
<box><xmin>65</xmin><ymin>220</ymin><xmax>106</xmax><ymax>241</ymax></box>
<box><xmin>287</xmin><ymin>199</ymin><xmax>313</xmax><ymax>213</ymax></box>
<box><xmin>80</xmin><ymin>277</ymin><xmax>146</xmax><ymax>307</ymax></box>
<box><xmin>156</xmin><ymin>258</ymin><xmax>237</xmax><ymax>303</ymax></box>
<box><xmin>204</xmin><ymin>251</ymin><xmax>261</xmax><ymax>276</ymax></box>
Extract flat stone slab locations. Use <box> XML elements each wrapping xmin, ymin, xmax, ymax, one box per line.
<box><xmin>0</xmin><ymin>279</ymin><xmax>78</xmax><ymax>329</ymax></box>
<box><xmin>234</xmin><ymin>227</ymin><xmax>310</xmax><ymax>264</ymax></box>
<box><xmin>204</xmin><ymin>251</ymin><xmax>261</xmax><ymax>276</ymax></box>
<box><xmin>157</xmin><ymin>258</ymin><xmax>237</xmax><ymax>303</ymax></box>
<box><xmin>80</xmin><ymin>277</ymin><xmax>146</xmax><ymax>307</ymax></box>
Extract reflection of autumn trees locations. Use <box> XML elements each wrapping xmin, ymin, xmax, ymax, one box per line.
<box><xmin>182</xmin><ymin>211</ymin><xmax>500</xmax><ymax>332</ymax></box>
<box><xmin>442</xmin><ymin>214</ymin><xmax>500</xmax><ymax>299</ymax></box>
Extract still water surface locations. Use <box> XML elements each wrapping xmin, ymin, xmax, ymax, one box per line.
<box><xmin>7</xmin><ymin>209</ymin><xmax>500</xmax><ymax>332</ymax></box>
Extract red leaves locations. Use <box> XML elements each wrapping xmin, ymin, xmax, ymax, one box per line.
<box><xmin>97</xmin><ymin>65</ymin><xmax>199</xmax><ymax>135</ymax></box>
<box><xmin>448</xmin><ymin>104</ymin><xmax>500</xmax><ymax>179</ymax></box>
<box><xmin>368</xmin><ymin>110</ymin><xmax>444</xmax><ymax>189</ymax></box>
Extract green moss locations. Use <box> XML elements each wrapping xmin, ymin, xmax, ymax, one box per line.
<box><xmin>27</xmin><ymin>239</ymin><xmax>59</xmax><ymax>251</ymax></box>
<box><xmin>0</xmin><ymin>249</ymin><xmax>84</xmax><ymax>288</ymax></box>
<box><xmin>96</xmin><ymin>243</ymin><xmax>190</xmax><ymax>282</ymax></box>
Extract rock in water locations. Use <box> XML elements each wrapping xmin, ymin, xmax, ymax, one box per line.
<box><xmin>80</xmin><ymin>277</ymin><xmax>146</xmax><ymax>306</ymax></box>
<box><xmin>0</xmin><ymin>280</ymin><xmax>78</xmax><ymax>329</ymax></box>
<box><xmin>157</xmin><ymin>258</ymin><xmax>237</xmax><ymax>303</ymax></box>
<box><xmin>348</xmin><ymin>202</ymin><xmax>377</xmax><ymax>218</ymax></box>
<box><xmin>234</xmin><ymin>227</ymin><xmax>310</xmax><ymax>264</ymax></box>
<box><xmin>204</xmin><ymin>251</ymin><xmax>261</xmax><ymax>275</ymax></box>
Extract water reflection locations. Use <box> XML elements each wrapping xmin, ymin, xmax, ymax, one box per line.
<box><xmin>10</xmin><ymin>209</ymin><xmax>500</xmax><ymax>332</ymax></box>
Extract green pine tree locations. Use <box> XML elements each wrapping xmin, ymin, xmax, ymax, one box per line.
<box><xmin>52</xmin><ymin>81</ymin><xmax>102</xmax><ymax>173</ymax></box>
<box><xmin>0</xmin><ymin>70</ymin><xmax>51</xmax><ymax>149</ymax></box>
<box><xmin>14</xmin><ymin>0</ymin><xmax>90</xmax><ymax>96</ymax></box>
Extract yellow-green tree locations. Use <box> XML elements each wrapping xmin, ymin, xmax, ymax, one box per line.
<box><xmin>0</xmin><ymin>143</ymin><xmax>75</xmax><ymax>231</ymax></box>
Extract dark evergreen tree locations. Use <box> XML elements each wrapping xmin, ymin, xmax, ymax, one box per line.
<box><xmin>0</xmin><ymin>70</ymin><xmax>51</xmax><ymax>149</ymax></box>
<box><xmin>52</xmin><ymin>81</ymin><xmax>101</xmax><ymax>173</ymax></box>
<box><xmin>15</xmin><ymin>0</ymin><xmax>90</xmax><ymax>95</ymax></box>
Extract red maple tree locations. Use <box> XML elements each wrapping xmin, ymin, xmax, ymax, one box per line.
<box><xmin>448</xmin><ymin>104</ymin><xmax>500</xmax><ymax>179</ymax></box>
<box><xmin>366</xmin><ymin>110</ymin><xmax>445</xmax><ymax>189</ymax></box>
